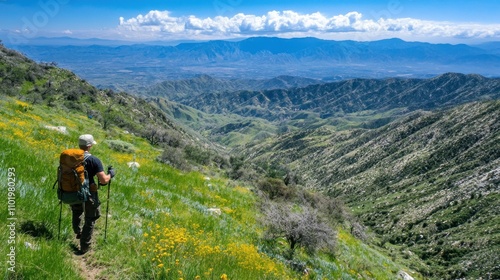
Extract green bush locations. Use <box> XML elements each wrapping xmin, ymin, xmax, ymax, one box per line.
<box><xmin>257</xmin><ymin>178</ymin><xmax>296</xmax><ymax>200</ymax></box>
<box><xmin>104</xmin><ymin>139</ymin><xmax>137</xmax><ymax>153</ymax></box>
<box><xmin>157</xmin><ymin>145</ymin><xmax>190</xmax><ymax>171</ymax></box>
<box><xmin>184</xmin><ymin>144</ymin><xmax>212</xmax><ymax>165</ymax></box>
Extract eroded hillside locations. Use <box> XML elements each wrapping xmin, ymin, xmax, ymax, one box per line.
<box><xmin>243</xmin><ymin>101</ymin><xmax>500</xmax><ymax>278</ymax></box>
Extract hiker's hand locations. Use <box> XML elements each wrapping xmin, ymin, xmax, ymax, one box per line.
<box><xmin>107</xmin><ymin>166</ymin><xmax>116</xmax><ymax>178</ymax></box>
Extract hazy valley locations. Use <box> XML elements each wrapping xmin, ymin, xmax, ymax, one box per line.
<box><xmin>7</xmin><ymin>37</ymin><xmax>500</xmax><ymax>93</ymax></box>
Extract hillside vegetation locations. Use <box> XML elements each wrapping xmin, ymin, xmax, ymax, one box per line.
<box><xmin>144</xmin><ymin>74</ymin><xmax>322</xmax><ymax>101</ymax></box>
<box><xmin>145</xmin><ymin>72</ymin><xmax>500</xmax><ymax>150</ymax></box>
<box><xmin>0</xmin><ymin>43</ymin><xmax>419</xmax><ymax>279</ymax></box>
<box><xmin>140</xmin><ymin>46</ymin><xmax>500</xmax><ymax>278</ymax></box>
<box><xmin>243</xmin><ymin>101</ymin><xmax>500</xmax><ymax>279</ymax></box>
<box><xmin>0</xmin><ymin>42</ymin><xmax>232</xmax><ymax>171</ymax></box>
<box><xmin>169</xmin><ymin>73</ymin><xmax>500</xmax><ymax>121</ymax></box>
<box><xmin>0</xmin><ymin>43</ymin><xmax>183</xmax><ymax>138</ymax></box>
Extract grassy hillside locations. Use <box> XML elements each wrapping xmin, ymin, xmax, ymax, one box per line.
<box><xmin>0</xmin><ymin>96</ymin><xmax>420</xmax><ymax>279</ymax></box>
<box><xmin>0</xmin><ymin>43</ymin><xmax>197</xmax><ymax>147</ymax></box>
<box><xmin>244</xmin><ymin>101</ymin><xmax>500</xmax><ymax>279</ymax></box>
<box><xmin>0</xmin><ymin>43</ymin><xmax>420</xmax><ymax>279</ymax></box>
<box><xmin>0</xmin><ymin>43</ymin><xmax>231</xmax><ymax>171</ymax></box>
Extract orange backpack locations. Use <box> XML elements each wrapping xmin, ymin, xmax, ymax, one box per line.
<box><xmin>54</xmin><ymin>149</ymin><xmax>91</xmax><ymax>204</ymax></box>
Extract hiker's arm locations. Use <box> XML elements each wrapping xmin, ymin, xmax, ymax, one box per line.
<box><xmin>97</xmin><ymin>171</ymin><xmax>111</xmax><ymax>185</ymax></box>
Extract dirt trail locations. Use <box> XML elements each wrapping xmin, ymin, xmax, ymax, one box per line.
<box><xmin>70</xmin><ymin>234</ymin><xmax>105</xmax><ymax>280</ymax></box>
<box><xmin>73</xmin><ymin>252</ymin><xmax>103</xmax><ymax>280</ymax></box>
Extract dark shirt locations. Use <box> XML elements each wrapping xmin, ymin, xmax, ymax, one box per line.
<box><xmin>84</xmin><ymin>152</ymin><xmax>104</xmax><ymax>191</ymax></box>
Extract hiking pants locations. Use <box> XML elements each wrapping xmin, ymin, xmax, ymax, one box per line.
<box><xmin>71</xmin><ymin>191</ymin><xmax>101</xmax><ymax>250</ymax></box>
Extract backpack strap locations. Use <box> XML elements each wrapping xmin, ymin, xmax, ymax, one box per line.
<box><xmin>82</xmin><ymin>152</ymin><xmax>91</xmax><ymax>196</ymax></box>
<box><xmin>83</xmin><ymin>152</ymin><xmax>91</xmax><ymax>163</ymax></box>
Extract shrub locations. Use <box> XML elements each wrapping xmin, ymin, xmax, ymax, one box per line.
<box><xmin>142</xmin><ymin>124</ymin><xmax>183</xmax><ymax>147</ymax></box>
<box><xmin>184</xmin><ymin>144</ymin><xmax>212</xmax><ymax>165</ymax></box>
<box><xmin>104</xmin><ymin>139</ymin><xmax>137</xmax><ymax>153</ymax></box>
<box><xmin>157</xmin><ymin>146</ymin><xmax>190</xmax><ymax>171</ymax></box>
<box><xmin>261</xmin><ymin>202</ymin><xmax>336</xmax><ymax>259</ymax></box>
<box><xmin>257</xmin><ymin>178</ymin><xmax>296</xmax><ymax>200</ymax></box>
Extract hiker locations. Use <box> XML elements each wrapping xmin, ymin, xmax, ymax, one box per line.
<box><xmin>72</xmin><ymin>134</ymin><xmax>115</xmax><ymax>254</ymax></box>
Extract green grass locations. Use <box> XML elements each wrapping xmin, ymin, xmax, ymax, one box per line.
<box><xmin>0</xmin><ymin>96</ymin><xmax>418</xmax><ymax>279</ymax></box>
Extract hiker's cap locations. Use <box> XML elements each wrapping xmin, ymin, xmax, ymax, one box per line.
<box><xmin>79</xmin><ymin>134</ymin><xmax>97</xmax><ymax>147</ymax></box>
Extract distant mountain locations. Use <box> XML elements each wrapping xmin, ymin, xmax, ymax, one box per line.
<box><xmin>6</xmin><ymin>37</ymin><xmax>500</xmax><ymax>93</ymax></box>
<box><xmin>172</xmin><ymin>73</ymin><xmax>500</xmax><ymax>121</ymax></box>
<box><xmin>243</xmin><ymin>100</ymin><xmax>500</xmax><ymax>279</ymax></box>
<box><xmin>474</xmin><ymin>41</ymin><xmax>500</xmax><ymax>54</ymax></box>
<box><xmin>145</xmin><ymin>74</ymin><xmax>323</xmax><ymax>101</ymax></box>
<box><xmin>1</xmin><ymin>36</ymin><xmax>136</xmax><ymax>46</ymax></box>
<box><xmin>0</xmin><ymin>33</ymin><xmax>195</xmax><ymax>46</ymax></box>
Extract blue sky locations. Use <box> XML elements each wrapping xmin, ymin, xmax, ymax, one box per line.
<box><xmin>1</xmin><ymin>0</ymin><xmax>500</xmax><ymax>44</ymax></box>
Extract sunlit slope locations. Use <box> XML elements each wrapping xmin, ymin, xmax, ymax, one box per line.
<box><xmin>244</xmin><ymin>100</ymin><xmax>500</xmax><ymax>279</ymax></box>
<box><xmin>0</xmin><ymin>97</ymin><xmax>418</xmax><ymax>279</ymax></box>
<box><xmin>0</xmin><ymin>42</ymin><xmax>419</xmax><ymax>279</ymax></box>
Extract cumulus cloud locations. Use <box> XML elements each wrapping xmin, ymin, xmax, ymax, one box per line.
<box><xmin>117</xmin><ymin>10</ymin><xmax>500</xmax><ymax>41</ymax></box>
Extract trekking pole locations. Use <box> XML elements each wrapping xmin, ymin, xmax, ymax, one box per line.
<box><xmin>104</xmin><ymin>177</ymin><xmax>111</xmax><ymax>242</ymax></box>
<box><xmin>58</xmin><ymin>202</ymin><xmax>62</xmax><ymax>240</ymax></box>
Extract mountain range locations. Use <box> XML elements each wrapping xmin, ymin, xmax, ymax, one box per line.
<box><xmin>144</xmin><ymin>74</ymin><xmax>323</xmax><ymax>100</ymax></box>
<box><xmin>146</xmin><ymin>73</ymin><xmax>500</xmax><ymax>149</ymax></box>
<box><xmin>160</xmin><ymin>73</ymin><xmax>500</xmax><ymax>120</ymax></box>
<box><xmin>6</xmin><ymin>37</ymin><xmax>500</xmax><ymax>93</ymax></box>
<box><xmin>2</xmin><ymin>37</ymin><xmax>500</xmax><ymax>279</ymax></box>
<box><xmin>145</xmin><ymin>72</ymin><xmax>500</xmax><ymax>278</ymax></box>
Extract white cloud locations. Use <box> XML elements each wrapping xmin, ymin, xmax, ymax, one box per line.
<box><xmin>117</xmin><ymin>10</ymin><xmax>500</xmax><ymax>42</ymax></box>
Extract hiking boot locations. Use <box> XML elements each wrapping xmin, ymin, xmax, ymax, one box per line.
<box><xmin>78</xmin><ymin>246</ymin><xmax>89</xmax><ymax>255</ymax></box>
